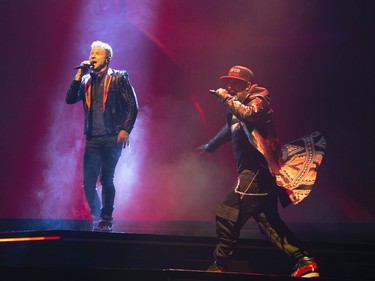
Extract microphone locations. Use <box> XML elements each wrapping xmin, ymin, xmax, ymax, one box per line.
<box><xmin>73</xmin><ymin>61</ymin><xmax>94</xmax><ymax>70</ymax></box>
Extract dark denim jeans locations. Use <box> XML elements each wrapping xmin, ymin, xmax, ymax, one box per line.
<box><xmin>83</xmin><ymin>135</ymin><xmax>122</xmax><ymax>218</ymax></box>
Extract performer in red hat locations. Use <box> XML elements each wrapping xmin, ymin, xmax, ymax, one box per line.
<box><xmin>197</xmin><ymin>66</ymin><xmax>320</xmax><ymax>278</ymax></box>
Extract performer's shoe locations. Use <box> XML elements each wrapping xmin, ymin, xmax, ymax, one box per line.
<box><xmin>89</xmin><ymin>216</ymin><xmax>100</xmax><ymax>231</ymax></box>
<box><xmin>93</xmin><ymin>216</ymin><xmax>113</xmax><ymax>232</ymax></box>
<box><xmin>291</xmin><ymin>258</ymin><xmax>319</xmax><ymax>278</ymax></box>
<box><xmin>207</xmin><ymin>262</ymin><xmax>225</xmax><ymax>272</ymax></box>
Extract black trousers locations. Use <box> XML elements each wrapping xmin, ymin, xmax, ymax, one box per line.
<box><xmin>214</xmin><ymin>169</ymin><xmax>311</xmax><ymax>268</ymax></box>
<box><xmin>82</xmin><ymin>135</ymin><xmax>122</xmax><ymax>218</ymax></box>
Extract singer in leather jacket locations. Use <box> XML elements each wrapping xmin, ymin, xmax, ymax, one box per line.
<box><xmin>198</xmin><ymin>66</ymin><xmax>319</xmax><ymax>278</ymax></box>
<box><xmin>65</xmin><ymin>41</ymin><xmax>138</xmax><ymax>232</ymax></box>
<box><xmin>66</xmin><ymin>68</ymin><xmax>138</xmax><ymax>137</ymax></box>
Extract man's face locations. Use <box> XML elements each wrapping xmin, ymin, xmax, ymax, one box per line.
<box><xmin>89</xmin><ymin>47</ymin><xmax>109</xmax><ymax>72</ymax></box>
<box><xmin>227</xmin><ymin>79</ymin><xmax>248</xmax><ymax>95</ymax></box>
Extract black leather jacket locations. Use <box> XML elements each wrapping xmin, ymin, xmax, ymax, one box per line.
<box><xmin>66</xmin><ymin>68</ymin><xmax>138</xmax><ymax>138</ymax></box>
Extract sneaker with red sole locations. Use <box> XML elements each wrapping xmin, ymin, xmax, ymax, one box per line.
<box><xmin>207</xmin><ymin>262</ymin><xmax>225</xmax><ymax>272</ymax></box>
<box><xmin>291</xmin><ymin>261</ymin><xmax>319</xmax><ymax>278</ymax></box>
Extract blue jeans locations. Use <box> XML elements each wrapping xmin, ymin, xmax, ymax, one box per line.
<box><xmin>83</xmin><ymin>135</ymin><xmax>122</xmax><ymax>218</ymax></box>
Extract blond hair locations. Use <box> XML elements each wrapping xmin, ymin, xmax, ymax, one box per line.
<box><xmin>91</xmin><ymin>40</ymin><xmax>113</xmax><ymax>58</ymax></box>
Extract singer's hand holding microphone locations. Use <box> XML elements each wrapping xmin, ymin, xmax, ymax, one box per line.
<box><xmin>74</xmin><ymin>60</ymin><xmax>94</xmax><ymax>70</ymax></box>
<box><xmin>74</xmin><ymin>60</ymin><xmax>94</xmax><ymax>81</ymax></box>
<box><xmin>209</xmin><ymin>88</ymin><xmax>230</xmax><ymax>103</ymax></box>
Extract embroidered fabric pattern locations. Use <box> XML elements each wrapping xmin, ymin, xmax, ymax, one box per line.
<box><xmin>276</xmin><ymin>131</ymin><xmax>326</xmax><ymax>204</ymax></box>
<box><xmin>242</xmin><ymin>123</ymin><xmax>326</xmax><ymax>204</ymax></box>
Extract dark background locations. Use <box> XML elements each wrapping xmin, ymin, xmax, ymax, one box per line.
<box><xmin>0</xmin><ymin>0</ymin><xmax>374</xmax><ymax>234</ymax></box>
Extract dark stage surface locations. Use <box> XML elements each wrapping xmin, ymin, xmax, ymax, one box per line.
<box><xmin>0</xmin><ymin>220</ymin><xmax>374</xmax><ymax>281</ymax></box>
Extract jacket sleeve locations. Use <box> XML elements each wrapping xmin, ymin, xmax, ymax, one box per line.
<box><xmin>65</xmin><ymin>80</ymin><xmax>83</xmax><ymax>104</ymax></box>
<box><xmin>119</xmin><ymin>71</ymin><xmax>139</xmax><ymax>133</ymax></box>
<box><xmin>222</xmin><ymin>86</ymin><xmax>271</xmax><ymax>122</ymax></box>
<box><xmin>204</xmin><ymin>124</ymin><xmax>232</xmax><ymax>152</ymax></box>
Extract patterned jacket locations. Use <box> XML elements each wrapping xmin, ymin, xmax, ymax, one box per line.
<box><xmin>206</xmin><ymin>83</ymin><xmax>282</xmax><ymax>174</ymax></box>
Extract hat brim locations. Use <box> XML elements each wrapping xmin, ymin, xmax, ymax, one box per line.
<box><xmin>220</xmin><ymin>76</ymin><xmax>249</xmax><ymax>83</ymax></box>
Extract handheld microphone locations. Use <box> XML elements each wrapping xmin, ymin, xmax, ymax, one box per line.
<box><xmin>73</xmin><ymin>61</ymin><xmax>94</xmax><ymax>70</ymax></box>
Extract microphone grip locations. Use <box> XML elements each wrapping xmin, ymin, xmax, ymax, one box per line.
<box><xmin>73</xmin><ymin>62</ymin><xmax>93</xmax><ymax>70</ymax></box>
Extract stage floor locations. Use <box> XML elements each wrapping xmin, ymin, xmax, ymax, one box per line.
<box><xmin>0</xmin><ymin>226</ymin><xmax>374</xmax><ymax>281</ymax></box>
